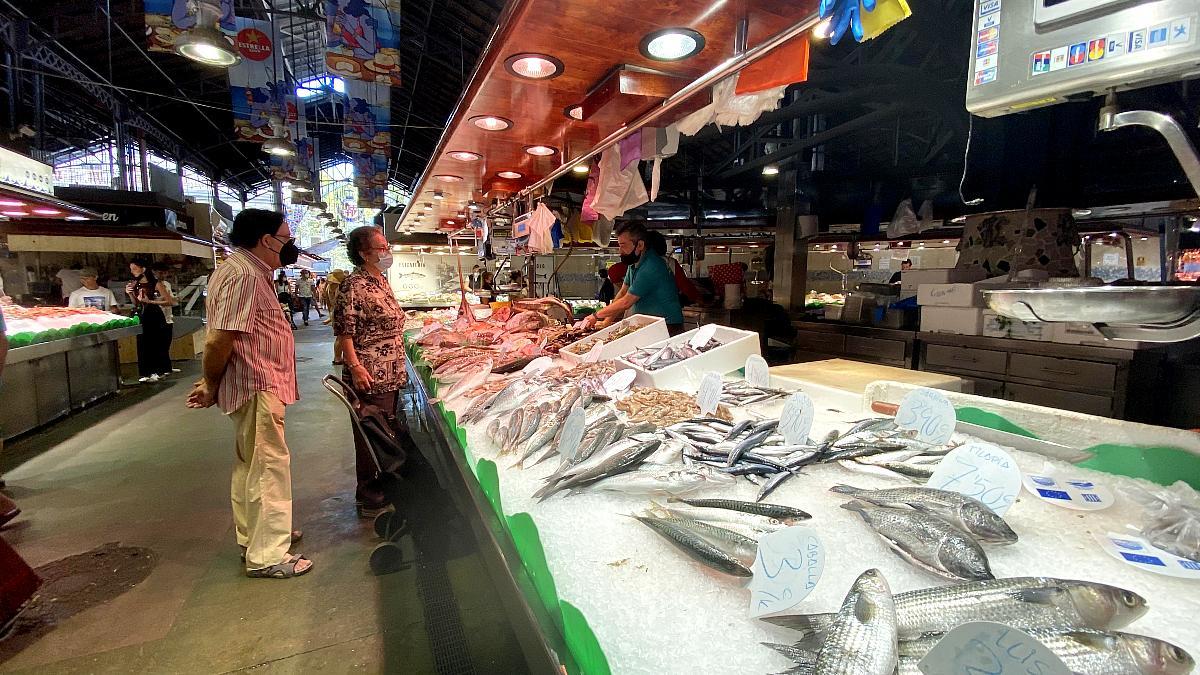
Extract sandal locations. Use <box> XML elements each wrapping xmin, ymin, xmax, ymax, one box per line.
<box><xmin>246</xmin><ymin>554</ymin><xmax>312</xmax><ymax>579</ymax></box>
<box><xmin>239</xmin><ymin>530</ymin><xmax>303</xmax><ymax>561</ymax></box>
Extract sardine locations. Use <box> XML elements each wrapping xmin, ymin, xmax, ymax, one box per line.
<box><xmin>757</xmin><ymin>468</ymin><xmax>798</xmax><ymax>502</ymax></box>
<box><xmin>671</xmin><ymin>497</ymin><xmax>811</xmax><ymax>524</ymax></box>
<box><xmin>633</xmin><ymin>515</ymin><xmax>752</xmax><ymax>577</ymax></box>
<box><xmin>535</xmin><ymin>438</ymin><xmax>661</xmax><ymax>500</ymax></box>
<box><xmin>840</xmin><ymin>501</ymin><xmax>993</xmax><ymax>581</ymax></box>
<box><xmin>814</xmin><ymin>569</ymin><xmax>897</xmax><ymax>675</ymax></box>
<box><xmin>764</xmin><ymin>577</ymin><xmax>1149</xmax><ymax>642</ymax></box>
<box><xmin>830</xmin><ymin>485</ymin><xmax>1017</xmax><ymax>545</ymax></box>
<box><xmin>587</xmin><ymin>465</ymin><xmax>733</xmax><ymax>497</ymax></box>
<box><xmin>645</xmin><ymin>512</ymin><xmax>758</xmax><ymax>567</ymax></box>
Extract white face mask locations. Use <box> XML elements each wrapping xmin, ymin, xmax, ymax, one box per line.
<box><xmin>375</xmin><ymin>254</ymin><xmax>394</xmax><ymax>270</ymax></box>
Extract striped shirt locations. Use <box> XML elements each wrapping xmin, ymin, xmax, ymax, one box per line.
<box><xmin>207</xmin><ymin>249</ymin><xmax>298</xmax><ymax>414</ymax></box>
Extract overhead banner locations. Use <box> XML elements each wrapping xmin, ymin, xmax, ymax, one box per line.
<box><xmin>323</xmin><ymin>0</ymin><xmax>402</xmax><ymax>86</ymax></box>
<box><xmin>351</xmin><ymin>153</ymin><xmax>388</xmax><ymax>209</ymax></box>
<box><xmin>145</xmin><ymin>0</ymin><xmax>235</xmax><ymax>52</ymax></box>
<box><xmin>343</xmin><ymin>79</ymin><xmax>390</xmax><ymax>155</ymax></box>
<box><xmin>228</xmin><ymin>17</ymin><xmax>295</xmax><ymax>142</ymax></box>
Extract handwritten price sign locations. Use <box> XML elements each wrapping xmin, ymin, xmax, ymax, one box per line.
<box><xmin>896</xmin><ymin>388</ymin><xmax>956</xmax><ymax>445</ymax></box>
<box><xmin>745</xmin><ymin>355</ymin><xmax>771</xmax><ymax>388</ymax></box>
<box><xmin>697</xmin><ymin>372</ymin><xmax>723</xmax><ymax>415</ymax></box>
<box><xmin>927</xmin><ymin>441</ymin><xmax>1021</xmax><ymax>516</ymax></box>
<box><xmin>779</xmin><ymin>392</ymin><xmax>816</xmax><ymax>446</ymax></box>
<box><xmin>748</xmin><ymin>526</ymin><xmax>824</xmax><ymax>618</ymax></box>
<box><xmin>917</xmin><ymin>622</ymin><xmax>1069</xmax><ymax>675</ymax></box>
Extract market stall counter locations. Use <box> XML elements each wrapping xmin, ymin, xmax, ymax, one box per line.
<box><xmin>400</xmin><ymin>311</ymin><xmax>1200</xmax><ymax>674</ymax></box>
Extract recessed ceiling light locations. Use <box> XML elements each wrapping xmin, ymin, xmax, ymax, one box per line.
<box><xmin>497</xmin><ymin>171</ymin><xmax>523</xmax><ymax>179</ymax></box>
<box><xmin>470</xmin><ymin>115</ymin><xmax>513</xmax><ymax>132</ymax></box>
<box><xmin>0</xmin><ymin>199</ymin><xmax>24</xmax><ymax>207</ymax></box>
<box><xmin>564</xmin><ymin>104</ymin><xmax>584</xmax><ymax>121</ymax></box>
<box><xmin>762</xmin><ymin>166</ymin><xmax>779</xmax><ymax>176</ymax></box>
<box><xmin>639</xmin><ymin>27</ymin><xmax>705</xmax><ymax>61</ymax></box>
<box><xmin>504</xmin><ymin>53</ymin><xmax>563</xmax><ymax>80</ymax></box>
<box><xmin>447</xmin><ymin>151</ymin><xmax>481</xmax><ymax>162</ymax></box>
<box><xmin>433</xmin><ymin>190</ymin><xmax>444</xmax><ymax>200</ymax></box>
<box><xmin>32</xmin><ymin>208</ymin><xmax>62</xmax><ymax>215</ymax></box>
<box><xmin>525</xmin><ymin>145</ymin><xmax>556</xmax><ymax>157</ymax></box>
<box><xmin>447</xmin><ymin>220</ymin><xmax>456</xmax><ymax>226</ymax></box>
<box><xmin>423</xmin><ymin>203</ymin><xmax>433</xmax><ymax>211</ymax></box>
<box><xmin>573</xmin><ymin>165</ymin><xmax>590</xmax><ymax>174</ymax></box>
<box><xmin>2</xmin><ymin>210</ymin><xmax>27</xmax><ymax>217</ymax></box>
<box><xmin>434</xmin><ymin>174</ymin><xmax>463</xmax><ymax>183</ymax></box>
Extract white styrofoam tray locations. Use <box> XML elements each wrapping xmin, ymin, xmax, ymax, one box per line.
<box><xmin>559</xmin><ymin>314</ymin><xmax>669</xmax><ymax>365</ymax></box>
<box><xmin>617</xmin><ymin>324</ymin><xmax>761</xmax><ymax>392</ymax></box>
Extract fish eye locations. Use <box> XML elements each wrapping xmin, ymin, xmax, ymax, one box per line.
<box><xmin>1168</xmin><ymin>645</ymin><xmax>1187</xmax><ymax>662</ymax></box>
<box><xmin>1121</xmin><ymin>591</ymin><xmax>1139</xmax><ymax>607</ymax></box>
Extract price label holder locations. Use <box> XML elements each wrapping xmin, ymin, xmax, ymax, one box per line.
<box><xmin>603</xmin><ymin>369</ymin><xmax>636</xmax><ymax>396</ymax></box>
<box><xmin>522</xmin><ymin>356</ymin><xmax>555</xmax><ymax>376</ymax></box>
<box><xmin>1093</xmin><ymin>531</ymin><xmax>1200</xmax><ymax>580</ymax></box>
<box><xmin>559</xmin><ymin>408</ymin><xmax>587</xmax><ymax>463</ymax></box>
<box><xmin>583</xmin><ymin>341</ymin><xmax>605</xmax><ymax>363</ymax></box>
<box><xmin>1022</xmin><ymin>464</ymin><xmax>1114</xmax><ymax>512</ymax></box>
<box><xmin>779</xmin><ymin>392</ymin><xmax>816</xmax><ymax>446</ymax></box>
<box><xmin>927</xmin><ymin>441</ymin><xmax>1021</xmax><ymax>516</ymax></box>
<box><xmin>697</xmin><ymin>372</ymin><xmax>723</xmax><ymax>415</ymax></box>
<box><xmin>745</xmin><ymin>355</ymin><xmax>771</xmax><ymax>388</ymax></box>
<box><xmin>748</xmin><ymin>526</ymin><xmax>824</xmax><ymax>619</ymax></box>
<box><xmin>895</xmin><ymin>388</ymin><xmax>956</xmax><ymax>445</ymax></box>
<box><xmin>690</xmin><ymin>323</ymin><xmax>717</xmax><ymax>349</ymax></box>
<box><xmin>917</xmin><ymin>622</ymin><xmax>1069</xmax><ymax>675</ymax></box>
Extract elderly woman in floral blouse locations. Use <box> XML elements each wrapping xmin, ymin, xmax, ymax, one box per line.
<box><xmin>333</xmin><ymin>226</ymin><xmax>409</xmax><ymax>517</ymax></box>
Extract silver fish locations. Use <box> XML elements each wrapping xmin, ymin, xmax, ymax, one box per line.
<box><xmin>534</xmin><ymin>438</ymin><xmax>661</xmax><ymax>500</ymax></box>
<box><xmin>586</xmin><ymin>465</ymin><xmax>734</xmax><ymax>497</ymax></box>
<box><xmin>633</xmin><ymin>515</ymin><xmax>752</xmax><ymax>577</ymax></box>
<box><xmin>831</xmin><ymin>485</ymin><xmax>1018</xmax><ymax>545</ymax></box>
<box><xmin>841</xmin><ymin>501</ymin><xmax>993</xmax><ymax>581</ymax></box>
<box><xmin>897</xmin><ymin>628</ymin><xmax>1193</xmax><ymax>675</ymax></box>
<box><xmin>814</xmin><ymin>568</ymin><xmax>897</xmax><ymax>675</ymax></box>
<box><xmin>649</xmin><ymin>500</ymin><xmax>788</xmax><ymax>535</ymax></box>
<box><xmin>644</xmin><ymin>512</ymin><xmax>758</xmax><ymax>567</ymax></box>
<box><xmin>764</xmin><ymin>577</ymin><xmax>1149</xmax><ymax>642</ymax></box>
<box><xmin>671</xmin><ymin>497</ymin><xmax>811</xmax><ymax>524</ymax></box>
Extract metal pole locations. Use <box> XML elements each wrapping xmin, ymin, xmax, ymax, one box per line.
<box><xmin>137</xmin><ymin>128</ymin><xmax>150</xmax><ymax>192</ymax></box>
<box><xmin>509</xmin><ymin>11</ymin><xmax>822</xmax><ymax>204</ymax></box>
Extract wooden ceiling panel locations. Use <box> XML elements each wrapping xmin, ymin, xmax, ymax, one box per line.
<box><xmin>397</xmin><ymin>0</ymin><xmax>819</xmax><ymax>232</ymax></box>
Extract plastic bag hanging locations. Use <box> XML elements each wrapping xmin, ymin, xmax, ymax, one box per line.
<box><xmin>675</xmin><ymin>74</ymin><xmax>788</xmax><ymax>137</ymax></box>
<box><xmin>591</xmin><ymin>144</ymin><xmax>649</xmax><ymax>220</ymax></box>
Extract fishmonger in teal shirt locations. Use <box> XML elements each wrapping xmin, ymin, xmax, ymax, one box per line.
<box><xmin>585</xmin><ymin>222</ymin><xmax>684</xmax><ymax>333</ymax></box>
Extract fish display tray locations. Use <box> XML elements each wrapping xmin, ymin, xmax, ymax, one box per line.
<box><xmin>617</xmin><ymin>324</ymin><xmax>761</xmax><ymax>392</ymax></box>
<box><xmin>559</xmin><ymin>314</ymin><xmax>669</xmax><ymax>366</ymax></box>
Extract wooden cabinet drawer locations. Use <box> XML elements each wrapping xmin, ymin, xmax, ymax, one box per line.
<box><xmin>1008</xmin><ymin>354</ymin><xmax>1116</xmax><ymax>392</ymax></box>
<box><xmin>967</xmin><ymin>377</ymin><xmax>1005</xmax><ymax>399</ymax></box>
<box><xmin>925</xmin><ymin>344</ymin><xmax>1007</xmax><ymax>375</ymax></box>
<box><xmin>1006</xmin><ymin>382</ymin><xmax>1113</xmax><ymax>417</ymax></box>
<box><xmin>794</xmin><ymin>330</ymin><xmax>844</xmax><ymax>354</ymax></box>
<box><xmin>845</xmin><ymin>335</ymin><xmax>906</xmax><ymax>365</ymax></box>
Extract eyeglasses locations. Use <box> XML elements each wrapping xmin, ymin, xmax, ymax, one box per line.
<box><xmin>270</xmin><ymin>234</ymin><xmax>295</xmax><ymax>246</ymax></box>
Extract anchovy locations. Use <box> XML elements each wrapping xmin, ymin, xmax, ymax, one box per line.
<box><xmin>633</xmin><ymin>515</ymin><xmax>753</xmax><ymax>577</ymax></box>
<box><xmin>757</xmin><ymin>468</ymin><xmax>799</xmax><ymax>502</ymax></box>
<box><xmin>725</xmin><ymin>428</ymin><xmax>775</xmax><ymax>466</ymax></box>
<box><xmin>724</xmin><ymin>419</ymin><xmax>753</xmax><ymax>442</ymax></box>
<box><xmin>841</xmin><ymin>501</ymin><xmax>994</xmax><ymax>581</ymax></box>
<box><xmin>672</xmin><ymin>497</ymin><xmax>811</xmax><ymax>524</ymax></box>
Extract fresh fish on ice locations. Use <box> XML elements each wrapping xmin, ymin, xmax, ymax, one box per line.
<box><xmin>671</xmin><ymin>497</ymin><xmax>811</xmax><ymax>524</ymax></box>
<box><xmin>633</xmin><ymin>515</ymin><xmax>753</xmax><ymax>577</ymax></box>
<box><xmin>831</xmin><ymin>485</ymin><xmax>1018</xmax><ymax>545</ymax></box>
<box><xmin>841</xmin><ymin>501</ymin><xmax>994</xmax><ymax>581</ymax></box>
<box><xmin>813</xmin><ymin>568</ymin><xmax>897</xmax><ymax>675</ymax></box>
<box><xmin>585</xmin><ymin>465</ymin><xmax>733</xmax><ymax>497</ymax></box>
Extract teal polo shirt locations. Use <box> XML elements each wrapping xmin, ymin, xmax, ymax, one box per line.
<box><xmin>623</xmin><ymin>252</ymin><xmax>683</xmax><ymax>324</ymax></box>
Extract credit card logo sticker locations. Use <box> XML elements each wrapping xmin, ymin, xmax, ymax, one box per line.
<box><xmin>1106</xmin><ymin>33</ymin><xmax>1125</xmax><ymax>58</ymax></box>
<box><xmin>1031</xmin><ymin>475</ymin><xmax>1056</xmax><ymax>486</ymax></box>
<box><xmin>1067</xmin><ymin>43</ymin><xmax>1087</xmax><ymax>66</ymax></box>
<box><xmin>1036</xmin><ymin>488</ymin><xmax>1070</xmax><ymax>501</ymax></box>
<box><xmin>975</xmin><ymin>54</ymin><xmax>997</xmax><ymax>72</ymax></box>
<box><xmin>974</xmin><ymin>68</ymin><xmax>997</xmax><ymax>86</ymax></box>
<box><xmin>1170</xmin><ymin>17</ymin><xmax>1191</xmax><ymax>45</ymax></box>
<box><xmin>1129</xmin><ymin>29</ymin><xmax>1147</xmax><ymax>52</ymax></box>
<box><xmin>1121</xmin><ymin>552</ymin><xmax>1166</xmax><ymax>567</ymax></box>
<box><xmin>1088</xmin><ymin>38</ymin><xmax>1106</xmax><ymax>61</ymax></box>
<box><xmin>1031</xmin><ymin>51</ymin><xmax>1051</xmax><ymax>75</ymax></box>
<box><xmin>1148</xmin><ymin>23</ymin><xmax>1169</xmax><ymax>48</ymax></box>
<box><xmin>978</xmin><ymin>40</ymin><xmax>999</xmax><ymax>58</ymax></box>
<box><xmin>1049</xmin><ymin>46</ymin><xmax>1068</xmax><ymax>71</ymax></box>
<box><xmin>980</xmin><ymin>14</ymin><xmax>1000</xmax><ymax>30</ymax></box>
<box><xmin>979</xmin><ymin>0</ymin><xmax>1000</xmax><ymax>17</ymax></box>
<box><xmin>978</xmin><ymin>27</ymin><xmax>998</xmax><ymax>43</ymax></box>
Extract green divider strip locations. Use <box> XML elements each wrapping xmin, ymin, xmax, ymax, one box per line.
<box><xmin>475</xmin><ymin>459</ymin><xmax>504</xmax><ymax>519</ymax></box>
<box><xmin>505</xmin><ymin>513</ymin><xmax>563</xmax><ymax>630</ymax></box>
<box><xmin>560</xmin><ymin>601</ymin><xmax>612</xmax><ymax>675</ymax></box>
<box><xmin>955</xmin><ymin>407</ymin><xmax>1040</xmax><ymax>438</ymax></box>
<box><xmin>1076</xmin><ymin>445</ymin><xmax>1200</xmax><ymax>490</ymax></box>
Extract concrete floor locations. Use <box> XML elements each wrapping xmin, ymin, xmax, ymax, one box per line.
<box><xmin>0</xmin><ymin>322</ymin><xmax>528</xmax><ymax>674</ymax></box>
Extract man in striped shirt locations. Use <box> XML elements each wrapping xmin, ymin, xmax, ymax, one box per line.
<box><xmin>187</xmin><ymin>209</ymin><xmax>311</xmax><ymax>579</ymax></box>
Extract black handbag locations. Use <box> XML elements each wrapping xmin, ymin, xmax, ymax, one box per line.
<box><xmin>324</xmin><ymin>375</ymin><xmax>407</xmax><ymax>474</ymax></box>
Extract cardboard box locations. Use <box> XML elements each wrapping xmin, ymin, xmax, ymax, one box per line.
<box><xmin>1050</xmin><ymin>322</ymin><xmax>1142</xmax><ymax>349</ymax></box>
<box><xmin>981</xmin><ymin>311</ymin><xmax>1052</xmax><ymax>341</ymax></box>
<box><xmin>918</xmin><ymin>283</ymin><xmax>985</xmax><ymax>308</ymax></box>
<box><xmin>920</xmin><ymin>307</ymin><xmax>985</xmax><ymax>336</ymax></box>
<box><xmin>902</xmin><ymin>268</ymin><xmax>988</xmax><ymax>288</ymax></box>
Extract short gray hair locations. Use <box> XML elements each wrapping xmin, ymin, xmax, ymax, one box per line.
<box><xmin>346</xmin><ymin>226</ymin><xmax>380</xmax><ymax>266</ymax></box>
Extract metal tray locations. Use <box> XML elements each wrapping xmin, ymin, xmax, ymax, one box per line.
<box><xmin>983</xmin><ymin>286</ymin><xmax>1200</xmax><ymax>325</ymax></box>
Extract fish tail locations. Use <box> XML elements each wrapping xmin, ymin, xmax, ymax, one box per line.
<box><xmin>760</xmin><ymin>612</ymin><xmax>838</xmax><ymax>637</ymax></box>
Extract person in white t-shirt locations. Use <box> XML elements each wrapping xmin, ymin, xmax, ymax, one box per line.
<box><xmin>56</xmin><ymin>265</ymin><xmax>84</xmax><ymax>301</ymax></box>
<box><xmin>68</xmin><ymin>268</ymin><xmax>117</xmax><ymax>311</ymax></box>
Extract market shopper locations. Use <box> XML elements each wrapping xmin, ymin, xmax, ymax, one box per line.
<box><xmin>275</xmin><ymin>271</ymin><xmax>296</xmax><ymax>329</ymax></box>
<box><xmin>323</xmin><ymin>270</ymin><xmax>347</xmax><ymax>366</ymax></box>
<box><xmin>152</xmin><ymin>262</ymin><xmax>180</xmax><ymax>374</ymax></box>
<box><xmin>68</xmin><ymin>268</ymin><xmax>117</xmax><ymax>311</ymax></box>
<box><xmin>295</xmin><ymin>269</ymin><xmax>317</xmax><ymax>325</ymax></box>
<box><xmin>333</xmin><ymin>226</ymin><xmax>411</xmax><ymax>518</ymax></box>
<box><xmin>584</xmin><ymin>222</ymin><xmax>684</xmax><ymax>334</ymax></box>
<box><xmin>186</xmin><ymin>208</ymin><xmax>309</xmax><ymax>579</ymax></box>
<box><xmin>128</xmin><ymin>259</ymin><xmax>174</xmax><ymax>382</ymax></box>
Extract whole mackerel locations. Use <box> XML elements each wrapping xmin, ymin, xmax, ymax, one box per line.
<box><xmin>763</xmin><ymin>577</ymin><xmax>1148</xmax><ymax>641</ymax></box>
<box><xmin>814</xmin><ymin>569</ymin><xmax>897</xmax><ymax>675</ymax></box>
<box><xmin>633</xmin><ymin>515</ymin><xmax>752</xmax><ymax>577</ymax></box>
<box><xmin>645</xmin><ymin>512</ymin><xmax>759</xmax><ymax>566</ymax></box>
<box><xmin>831</xmin><ymin>485</ymin><xmax>1017</xmax><ymax>545</ymax></box>
<box><xmin>841</xmin><ymin>501</ymin><xmax>993</xmax><ymax>581</ymax></box>
<box><xmin>672</xmin><ymin>497</ymin><xmax>811</xmax><ymax>524</ymax></box>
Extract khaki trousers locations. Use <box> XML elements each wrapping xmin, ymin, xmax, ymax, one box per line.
<box><xmin>229</xmin><ymin>392</ymin><xmax>293</xmax><ymax>569</ymax></box>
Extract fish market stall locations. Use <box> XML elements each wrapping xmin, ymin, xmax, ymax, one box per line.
<box><xmin>1</xmin><ymin>303</ymin><xmax>141</xmax><ymax>439</ymax></box>
<box><xmin>401</xmin><ymin>310</ymin><xmax>1200</xmax><ymax>674</ymax></box>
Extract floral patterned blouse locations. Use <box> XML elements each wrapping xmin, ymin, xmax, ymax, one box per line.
<box><xmin>333</xmin><ymin>267</ymin><xmax>408</xmax><ymax>394</ymax></box>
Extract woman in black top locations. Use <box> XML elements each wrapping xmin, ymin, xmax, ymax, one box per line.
<box><xmin>275</xmin><ymin>271</ymin><xmax>297</xmax><ymax>328</ymax></box>
<box><xmin>127</xmin><ymin>259</ymin><xmax>173</xmax><ymax>382</ymax></box>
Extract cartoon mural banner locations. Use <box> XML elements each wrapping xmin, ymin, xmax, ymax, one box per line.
<box><xmin>271</xmin><ymin>105</ymin><xmax>318</xmax><ymax>194</ymax></box>
<box><xmin>324</xmin><ymin>0</ymin><xmax>401</xmax><ymax>85</ymax></box>
<box><xmin>145</xmin><ymin>0</ymin><xmax>235</xmax><ymax>52</ymax></box>
<box><xmin>350</xmin><ymin>153</ymin><xmax>388</xmax><ymax>209</ymax></box>
<box><xmin>343</xmin><ymin>79</ymin><xmax>391</xmax><ymax>156</ymax></box>
<box><xmin>228</xmin><ymin>17</ymin><xmax>295</xmax><ymax>142</ymax></box>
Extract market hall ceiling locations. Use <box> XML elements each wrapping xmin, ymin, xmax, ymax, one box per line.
<box><xmin>0</xmin><ymin>0</ymin><xmax>504</xmax><ymax>193</ymax></box>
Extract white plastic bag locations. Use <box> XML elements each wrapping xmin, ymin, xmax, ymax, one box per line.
<box><xmin>1126</xmin><ymin>481</ymin><xmax>1200</xmax><ymax>561</ymax></box>
<box><xmin>888</xmin><ymin>198</ymin><xmax>920</xmax><ymax>238</ymax></box>
<box><xmin>675</xmin><ymin>74</ymin><xmax>788</xmax><ymax>137</ymax></box>
<box><xmin>591</xmin><ymin>144</ymin><xmax>649</xmax><ymax>220</ymax></box>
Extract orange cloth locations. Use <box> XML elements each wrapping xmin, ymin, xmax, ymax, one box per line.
<box><xmin>735</xmin><ymin>34</ymin><xmax>811</xmax><ymax>95</ymax></box>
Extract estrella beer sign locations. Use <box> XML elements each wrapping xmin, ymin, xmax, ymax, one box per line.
<box><xmin>236</xmin><ymin>27</ymin><xmax>272</xmax><ymax>61</ymax></box>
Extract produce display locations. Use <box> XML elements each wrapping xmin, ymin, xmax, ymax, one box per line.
<box><xmin>1</xmin><ymin>303</ymin><xmax>138</xmax><ymax>348</ymax></box>
<box><xmin>404</xmin><ymin>317</ymin><xmax>1199</xmax><ymax>675</ymax></box>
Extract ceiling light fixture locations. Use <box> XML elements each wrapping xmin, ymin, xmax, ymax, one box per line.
<box><xmin>504</xmin><ymin>53</ymin><xmax>564</xmax><ymax>80</ymax></box>
<box><xmin>762</xmin><ymin>166</ymin><xmax>779</xmax><ymax>176</ymax></box>
<box><xmin>572</xmin><ymin>165</ymin><xmax>590</xmax><ymax>174</ymax></box>
<box><xmin>66</xmin><ymin>215</ymin><xmax>88</xmax><ymax>221</ymax></box>
<box><xmin>639</xmin><ymin>27</ymin><xmax>705</xmax><ymax>61</ymax></box>
<box><xmin>0</xmin><ymin>199</ymin><xmax>24</xmax><ymax>207</ymax></box>
<box><xmin>525</xmin><ymin>145</ymin><xmax>556</xmax><ymax>157</ymax></box>
<box><xmin>32</xmin><ymin>208</ymin><xmax>62</xmax><ymax>215</ymax></box>
<box><xmin>174</xmin><ymin>1</ymin><xmax>241</xmax><ymax>67</ymax></box>
<box><xmin>470</xmin><ymin>115</ymin><xmax>513</xmax><ymax>132</ymax></box>
<box><xmin>434</xmin><ymin>174</ymin><xmax>463</xmax><ymax>183</ymax></box>
<box><xmin>497</xmin><ymin>171</ymin><xmax>523</xmax><ymax>179</ymax></box>
<box><xmin>447</xmin><ymin>150</ymin><xmax>482</xmax><ymax>162</ymax></box>
<box><xmin>261</xmin><ymin>116</ymin><xmax>297</xmax><ymax>157</ymax></box>
<box><xmin>812</xmin><ymin>17</ymin><xmax>834</xmax><ymax>40</ymax></box>
<box><xmin>291</xmin><ymin>182</ymin><xmax>313</xmax><ymax>193</ymax></box>
<box><xmin>564</xmin><ymin>104</ymin><xmax>584</xmax><ymax>121</ymax></box>
<box><xmin>433</xmin><ymin>190</ymin><xmax>445</xmax><ymax>200</ymax></box>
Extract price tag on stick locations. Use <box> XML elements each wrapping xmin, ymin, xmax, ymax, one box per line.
<box><xmin>583</xmin><ymin>341</ymin><xmax>605</xmax><ymax>363</ymax></box>
<box><xmin>779</xmin><ymin>392</ymin><xmax>815</xmax><ymax>446</ymax></box>
<box><xmin>690</xmin><ymin>324</ymin><xmax>717</xmax><ymax>349</ymax></box>
<box><xmin>603</xmin><ymin>369</ymin><xmax>636</xmax><ymax>396</ymax></box>
<box><xmin>697</xmin><ymin>372</ymin><xmax>723</xmax><ymax>415</ymax></box>
<box><xmin>927</xmin><ymin>441</ymin><xmax>1022</xmax><ymax>516</ymax></box>
<box><xmin>896</xmin><ymin>388</ymin><xmax>956</xmax><ymax>445</ymax></box>
<box><xmin>748</xmin><ymin>526</ymin><xmax>824</xmax><ymax>619</ymax></box>
<box><xmin>745</xmin><ymin>355</ymin><xmax>770</xmax><ymax>388</ymax></box>
<box><xmin>917</xmin><ymin>622</ymin><xmax>1070</xmax><ymax>675</ymax></box>
<box><xmin>522</xmin><ymin>356</ymin><xmax>554</xmax><ymax>376</ymax></box>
